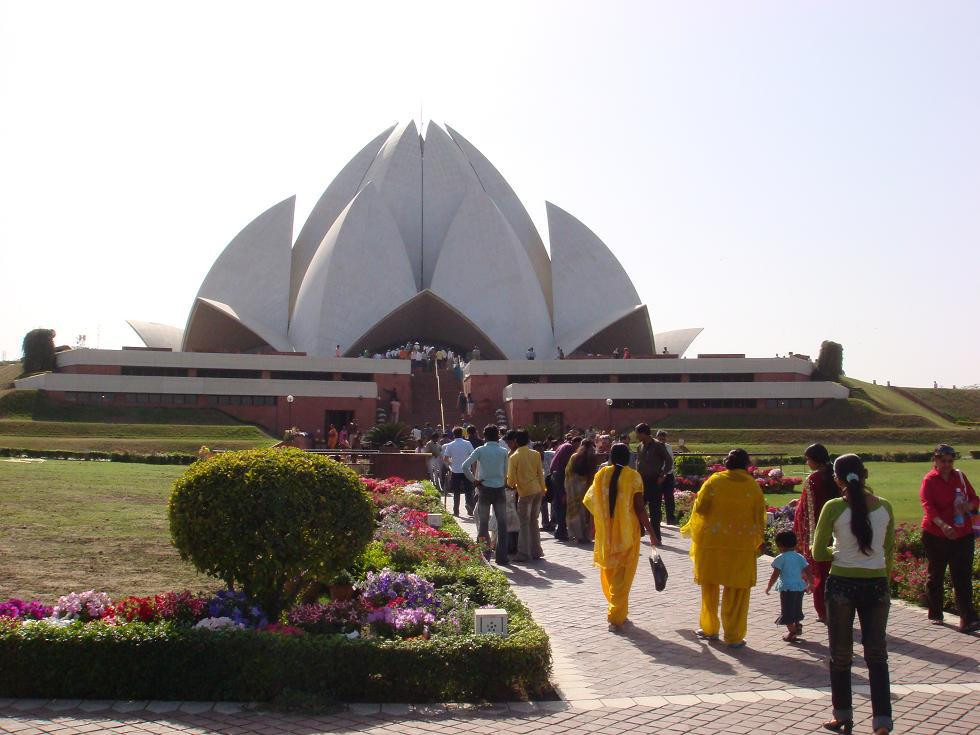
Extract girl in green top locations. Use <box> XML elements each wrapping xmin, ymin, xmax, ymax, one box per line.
<box><xmin>812</xmin><ymin>454</ymin><xmax>895</xmax><ymax>735</ymax></box>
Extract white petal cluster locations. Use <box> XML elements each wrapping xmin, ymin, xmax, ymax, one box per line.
<box><xmin>180</xmin><ymin>122</ymin><xmax>652</xmax><ymax>359</ymax></box>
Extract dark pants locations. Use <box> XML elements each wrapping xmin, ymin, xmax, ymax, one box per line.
<box><xmin>825</xmin><ymin>575</ymin><xmax>892</xmax><ymax>732</ymax></box>
<box><xmin>450</xmin><ymin>472</ymin><xmax>474</xmax><ymax>515</ymax></box>
<box><xmin>550</xmin><ymin>470</ymin><xmax>568</xmax><ymax>539</ymax></box>
<box><xmin>923</xmin><ymin>532</ymin><xmax>977</xmax><ymax>623</ymax></box>
<box><xmin>476</xmin><ymin>485</ymin><xmax>509</xmax><ymax>564</ymax></box>
<box><xmin>643</xmin><ymin>475</ymin><xmax>673</xmax><ymax>542</ymax></box>
<box><xmin>777</xmin><ymin>591</ymin><xmax>805</xmax><ymax>625</ymax></box>
<box><xmin>541</xmin><ymin>474</ymin><xmax>553</xmax><ymax>529</ymax></box>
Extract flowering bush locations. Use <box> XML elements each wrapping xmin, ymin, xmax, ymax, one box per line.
<box><xmin>205</xmin><ymin>589</ymin><xmax>268</xmax><ymax>628</ymax></box>
<box><xmin>367</xmin><ymin>604</ymin><xmax>435</xmax><ymax>638</ymax></box>
<box><xmin>287</xmin><ymin>598</ymin><xmax>371</xmax><ymax>635</ymax></box>
<box><xmin>112</xmin><ymin>596</ymin><xmax>156</xmax><ymax>623</ymax></box>
<box><xmin>890</xmin><ymin>523</ymin><xmax>980</xmax><ymax>614</ymax></box>
<box><xmin>0</xmin><ymin>598</ymin><xmax>52</xmax><ymax>620</ymax></box>
<box><xmin>153</xmin><ymin>591</ymin><xmax>209</xmax><ymax>625</ymax></box>
<box><xmin>194</xmin><ymin>616</ymin><xmax>242</xmax><ymax>630</ymax></box>
<box><xmin>673</xmin><ymin>490</ymin><xmax>695</xmax><ymax>524</ymax></box>
<box><xmin>379</xmin><ymin>506</ymin><xmax>450</xmax><ymax>539</ymax></box>
<box><xmin>359</xmin><ymin>569</ymin><xmax>438</xmax><ymax>610</ymax></box>
<box><xmin>52</xmin><ymin>591</ymin><xmax>113</xmax><ymax>622</ymax></box>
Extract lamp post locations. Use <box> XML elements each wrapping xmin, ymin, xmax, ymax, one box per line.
<box><xmin>286</xmin><ymin>394</ymin><xmax>294</xmax><ymax>430</ymax></box>
<box><xmin>605</xmin><ymin>397</ymin><xmax>613</xmax><ymax>432</ymax></box>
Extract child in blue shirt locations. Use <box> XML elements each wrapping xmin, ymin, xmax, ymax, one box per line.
<box><xmin>766</xmin><ymin>530</ymin><xmax>814</xmax><ymax>642</ymax></box>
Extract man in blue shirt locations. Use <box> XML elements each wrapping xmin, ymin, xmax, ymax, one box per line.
<box><xmin>462</xmin><ymin>425</ymin><xmax>511</xmax><ymax>565</ymax></box>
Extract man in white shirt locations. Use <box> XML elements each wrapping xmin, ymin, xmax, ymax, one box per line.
<box><xmin>410</xmin><ymin>425</ymin><xmax>422</xmax><ymax>443</ymax></box>
<box><xmin>441</xmin><ymin>426</ymin><xmax>476</xmax><ymax>516</ymax></box>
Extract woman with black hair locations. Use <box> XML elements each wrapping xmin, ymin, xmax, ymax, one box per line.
<box><xmin>794</xmin><ymin>443</ymin><xmax>837</xmax><ymax>622</ymax></box>
<box><xmin>583</xmin><ymin>443</ymin><xmax>658</xmax><ymax>629</ymax></box>
<box><xmin>919</xmin><ymin>443</ymin><xmax>979</xmax><ymax>632</ymax></box>
<box><xmin>812</xmin><ymin>454</ymin><xmax>895</xmax><ymax>735</ymax></box>
<box><xmin>681</xmin><ymin>448</ymin><xmax>766</xmax><ymax>648</ymax></box>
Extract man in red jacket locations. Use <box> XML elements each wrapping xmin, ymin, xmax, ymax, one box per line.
<box><xmin>920</xmin><ymin>443</ymin><xmax>979</xmax><ymax>633</ymax></box>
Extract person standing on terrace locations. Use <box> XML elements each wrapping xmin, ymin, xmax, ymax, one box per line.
<box><xmin>919</xmin><ymin>443</ymin><xmax>978</xmax><ymax>632</ymax></box>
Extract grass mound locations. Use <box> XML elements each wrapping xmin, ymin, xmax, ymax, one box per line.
<box><xmin>900</xmin><ymin>387</ymin><xmax>980</xmax><ymax>425</ymax></box>
<box><xmin>841</xmin><ymin>377</ymin><xmax>954</xmax><ymax>428</ymax></box>
<box><xmin>660</xmin><ymin>398</ymin><xmax>933</xmax><ymax>429</ymax></box>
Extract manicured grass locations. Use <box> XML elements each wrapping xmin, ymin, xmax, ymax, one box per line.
<box><xmin>762</xmin><ymin>459</ymin><xmax>980</xmax><ymax>526</ymax></box>
<box><xmin>0</xmin><ymin>459</ymin><xmax>213</xmax><ymax>601</ymax></box>
<box><xmin>659</xmin><ymin>427</ymin><xmax>980</xmax><ymax>457</ymax></box>
<box><xmin>902</xmin><ymin>387</ymin><xmax>980</xmax><ymax>425</ymax></box>
<box><xmin>0</xmin><ymin>361</ymin><xmax>21</xmax><ymax>387</ymax></box>
<box><xmin>841</xmin><ymin>377</ymin><xmax>955</xmax><ymax>428</ymax></box>
<box><xmin>0</xmin><ymin>436</ymin><xmax>272</xmax><ymax>454</ymax></box>
<box><xmin>662</xmin><ymin>397</ymin><xmax>934</xmax><ymax>429</ymax></box>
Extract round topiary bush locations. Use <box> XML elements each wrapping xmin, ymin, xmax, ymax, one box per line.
<box><xmin>169</xmin><ymin>447</ymin><xmax>374</xmax><ymax>616</ymax></box>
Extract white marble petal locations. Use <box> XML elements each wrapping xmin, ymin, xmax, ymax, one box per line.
<box><xmin>289</xmin><ymin>124</ymin><xmax>396</xmax><ymax>315</ymax></box>
<box><xmin>653</xmin><ymin>327</ymin><xmax>704</xmax><ymax>357</ymax></box>
<box><xmin>547</xmin><ymin>201</ymin><xmax>648</xmax><ymax>354</ymax></box>
<box><xmin>288</xmin><ymin>183</ymin><xmax>418</xmax><ymax>356</ymax></box>
<box><xmin>420</xmin><ymin>122</ymin><xmax>482</xmax><ymax>288</ymax></box>
<box><xmin>185</xmin><ymin>298</ymin><xmax>294</xmax><ymax>353</ymax></box>
<box><xmin>125</xmin><ymin>320</ymin><xmax>183</xmax><ymax>351</ymax></box>
<box><xmin>430</xmin><ymin>188</ymin><xmax>555</xmax><ymax>359</ymax></box>
<box><xmin>446</xmin><ymin>124</ymin><xmax>552</xmax><ymax>316</ymax></box>
<box><xmin>361</xmin><ymin>120</ymin><xmax>423</xmax><ymax>288</ymax></box>
<box><xmin>183</xmin><ymin>196</ymin><xmax>295</xmax><ymax>352</ymax></box>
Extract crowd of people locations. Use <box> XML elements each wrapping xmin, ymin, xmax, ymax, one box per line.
<box><xmin>419</xmin><ymin>425</ymin><xmax>976</xmax><ymax>735</ymax></box>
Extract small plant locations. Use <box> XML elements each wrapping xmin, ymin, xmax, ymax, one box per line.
<box><xmin>363</xmin><ymin>422</ymin><xmax>410</xmax><ymax>449</ymax></box>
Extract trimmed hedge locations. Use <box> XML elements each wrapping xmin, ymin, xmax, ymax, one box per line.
<box><xmin>0</xmin><ymin>447</ymin><xmax>195</xmax><ymax>464</ymax></box>
<box><xmin>0</xmin><ymin>605</ymin><xmax>550</xmax><ymax>702</ymax></box>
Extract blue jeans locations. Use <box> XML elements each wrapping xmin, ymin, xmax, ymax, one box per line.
<box><xmin>476</xmin><ymin>486</ymin><xmax>509</xmax><ymax>564</ymax></box>
<box><xmin>825</xmin><ymin>575</ymin><xmax>892</xmax><ymax>731</ymax></box>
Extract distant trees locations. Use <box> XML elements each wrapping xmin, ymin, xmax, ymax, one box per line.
<box><xmin>815</xmin><ymin>340</ymin><xmax>844</xmax><ymax>381</ymax></box>
<box><xmin>21</xmin><ymin>329</ymin><xmax>56</xmax><ymax>374</ymax></box>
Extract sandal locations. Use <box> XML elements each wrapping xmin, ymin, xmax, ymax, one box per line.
<box><xmin>782</xmin><ymin>633</ymin><xmax>799</xmax><ymax>643</ymax></box>
<box><xmin>929</xmin><ymin>618</ymin><xmax>944</xmax><ymax>626</ymax></box>
<box><xmin>695</xmin><ymin>629</ymin><xmax>719</xmax><ymax>641</ymax></box>
<box><xmin>822</xmin><ymin>720</ymin><xmax>853</xmax><ymax>734</ymax></box>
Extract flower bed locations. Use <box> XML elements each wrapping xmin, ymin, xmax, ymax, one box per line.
<box><xmin>674</xmin><ymin>465</ymin><xmax>803</xmax><ymax>495</ymax></box>
<box><xmin>889</xmin><ymin>523</ymin><xmax>980</xmax><ymax>615</ymax></box>
<box><xmin>0</xmin><ymin>474</ymin><xmax>550</xmax><ymax>703</ymax></box>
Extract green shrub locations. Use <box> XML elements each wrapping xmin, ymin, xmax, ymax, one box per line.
<box><xmin>0</xmin><ymin>618</ymin><xmax>551</xmax><ymax>703</ymax></box>
<box><xmin>363</xmin><ymin>422</ymin><xmax>410</xmax><ymax>448</ymax></box>
<box><xmin>169</xmin><ymin>448</ymin><xmax>374</xmax><ymax>616</ymax></box>
<box><xmin>674</xmin><ymin>454</ymin><xmax>707</xmax><ymax>476</ymax></box>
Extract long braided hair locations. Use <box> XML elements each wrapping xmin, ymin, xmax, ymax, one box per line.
<box><xmin>607</xmin><ymin>443</ymin><xmax>631</xmax><ymax>517</ymax></box>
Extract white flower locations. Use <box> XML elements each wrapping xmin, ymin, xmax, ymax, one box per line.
<box><xmin>194</xmin><ymin>616</ymin><xmax>243</xmax><ymax>630</ymax></box>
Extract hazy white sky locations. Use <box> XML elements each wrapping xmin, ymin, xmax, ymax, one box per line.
<box><xmin>1</xmin><ymin>1</ymin><xmax>977</xmax><ymax>387</ymax></box>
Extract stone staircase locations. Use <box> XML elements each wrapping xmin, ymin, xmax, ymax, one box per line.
<box><xmin>402</xmin><ymin>365</ymin><xmax>505</xmax><ymax>432</ymax></box>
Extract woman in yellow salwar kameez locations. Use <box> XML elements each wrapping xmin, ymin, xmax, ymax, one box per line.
<box><xmin>680</xmin><ymin>448</ymin><xmax>766</xmax><ymax>648</ymax></box>
<box><xmin>584</xmin><ymin>443</ymin><xmax>658</xmax><ymax>629</ymax></box>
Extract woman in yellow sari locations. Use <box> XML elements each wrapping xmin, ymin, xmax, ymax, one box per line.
<box><xmin>680</xmin><ymin>448</ymin><xmax>766</xmax><ymax>647</ymax></box>
<box><xmin>584</xmin><ymin>443</ymin><xmax>658</xmax><ymax>629</ymax></box>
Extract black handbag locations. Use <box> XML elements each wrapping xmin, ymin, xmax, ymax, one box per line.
<box><xmin>544</xmin><ymin>473</ymin><xmax>554</xmax><ymax>503</ymax></box>
<box><xmin>649</xmin><ymin>549</ymin><xmax>668</xmax><ymax>591</ymax></box>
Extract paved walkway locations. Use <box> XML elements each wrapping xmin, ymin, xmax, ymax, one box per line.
<box><xmin>2</xmin><ymin>521</ymin><xmax>978</xmax><ymax>734</ymax></box>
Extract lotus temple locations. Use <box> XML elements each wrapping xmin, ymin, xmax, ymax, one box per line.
<box><xmin>16</xmin><ymin>122</ymin><xmax>847</xmax><ymax>433</ymax></box>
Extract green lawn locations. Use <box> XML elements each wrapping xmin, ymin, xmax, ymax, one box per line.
<box><xmin>763</xmin><ymin>459</ymin><xmax>979</xmax><ymax>525</ymax></box>
<box><xmin>0</xmin><ymin>459</ymin><xmax>213</xmax><ymax>601</ymax></box>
